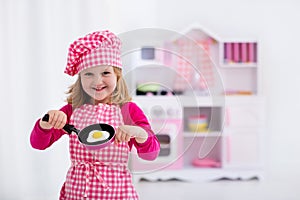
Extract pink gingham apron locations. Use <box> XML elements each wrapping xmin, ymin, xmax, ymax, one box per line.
<box><xmin>59</xmin><ymin>103</ymin><xmax>138</xmax><ymax>200</ymax></box>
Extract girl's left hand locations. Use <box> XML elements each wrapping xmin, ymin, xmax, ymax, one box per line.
<box><xmin>115</xmin><ymin>125</ymin><xmax>148</xmax><ymax>145</ymax></box>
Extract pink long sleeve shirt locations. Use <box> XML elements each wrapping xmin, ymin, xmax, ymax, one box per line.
<box><xmin>30</xmin><ymin>102</ymin><xmax>160</xmax><ymax>161</ymax></box>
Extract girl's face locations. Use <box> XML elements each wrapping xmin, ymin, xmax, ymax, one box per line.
<box><xmin>80</xmin><ymin>65</ymin><xmax>117</xmax><ymax>104</ymax></box>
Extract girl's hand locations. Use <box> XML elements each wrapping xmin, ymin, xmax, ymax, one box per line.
<box><xmin>115</xmin><ymin>125</ymin><xmax>148</xmax><ymax>145</ymax></box>
<box><xmin>39</xmin><ymin>110</ymin><xmax>67</xmax><ymax>130</ymax></box>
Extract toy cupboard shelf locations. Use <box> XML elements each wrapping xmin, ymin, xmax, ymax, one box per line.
<box><xmin>181</xmin><ymin>101</ymin><xmax>224</xmax><ymax>170</ymax></box>
<box><xmin>220</xmin><ymin>40</ymin><xmax>258</xmax><ymax>67</ymax></box>
<box><xmin>183</xmin><ymin>131</ymin><xmax>222</xmax><ymax>137</ymax></box>
<box><xmin>216</xmin><ymin>40</ymin><xmax>259</xmax><ymax>95</ymax></box>
<box><xmin>183</xmin><ymin>106</ymin><xmax>223</xmax><ymax>133</ymax></box>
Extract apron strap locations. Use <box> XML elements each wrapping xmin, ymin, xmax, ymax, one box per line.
<box><xmin>72</xmin><ymin>161</ymin><xmax>110</xmax><ymax>197</ymax></box>
<box><xmin>72</xmin><ymin>161</ymin><xmax>127</xmax><ymax>198</ymax></box>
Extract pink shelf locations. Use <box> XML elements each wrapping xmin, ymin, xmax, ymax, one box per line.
<box><xmin>223</xmin><ymin>42</ymin><xmax>257</xmax><ymax>64</ymax></box>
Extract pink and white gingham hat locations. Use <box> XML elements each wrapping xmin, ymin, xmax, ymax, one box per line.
<box><xmin>65</xmin><ymin>30</ymin><xmax>122</xmax><ymax>76</ymax></box>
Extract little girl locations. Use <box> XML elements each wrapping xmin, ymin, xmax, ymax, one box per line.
<box><xmin>30</xmin><ymin>30</ymin><xmax>160</xmax><ymax>200</ymax></box>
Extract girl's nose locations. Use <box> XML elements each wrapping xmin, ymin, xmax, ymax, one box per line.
<box><xmin>94</xmin><ymin>75</ymin><xmax>103</xmax><ymax>83</ymax></box>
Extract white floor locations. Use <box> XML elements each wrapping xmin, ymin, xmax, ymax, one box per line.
<box><xmin>134</xmin><ymin>174</ymin><xmax>299</xmax><ymax>200</ymax></box>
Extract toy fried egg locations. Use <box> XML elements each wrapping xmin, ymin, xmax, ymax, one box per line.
<box><xmin>86</xmin><ymin>130</ymin><xmax>110</xmax><ymax>143</ymax></box>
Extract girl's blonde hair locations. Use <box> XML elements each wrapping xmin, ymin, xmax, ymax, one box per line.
<box><xmin>66</xmin><ymin>67</ymin><xmax>132</xmax><ymax>108</ymax></box>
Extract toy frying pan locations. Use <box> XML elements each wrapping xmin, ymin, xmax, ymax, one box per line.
<box><xmin>42</xmin><ymin>114</ymin><xmax>115</xmax><ymax>150</ymax></box>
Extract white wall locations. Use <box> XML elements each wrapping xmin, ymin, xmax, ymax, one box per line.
<box><xmin>1</xmin><ymin>0</ymin><xmax>300</xmax><ymax>199</ymax></box>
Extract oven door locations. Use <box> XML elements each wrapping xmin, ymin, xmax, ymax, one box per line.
<box><xmin>130</xmin><ymin>119</ymin><xmax>183</xmax><ymax>172</ymax></box>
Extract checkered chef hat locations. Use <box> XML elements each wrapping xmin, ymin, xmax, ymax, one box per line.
<box><xmin>65</xmin><ymin>30</ymin><xmax>122</xmax><ymax>76</ymax></box>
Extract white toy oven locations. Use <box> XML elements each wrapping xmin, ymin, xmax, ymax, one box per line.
<box><xmin>130</xmin><ymin>97</ymin><xmax>183</xmax><ymax>173</ymax></box>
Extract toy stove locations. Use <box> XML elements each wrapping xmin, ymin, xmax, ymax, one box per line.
<box><xmin>130</xmin><ymin>97</ymin><xmax>183</xmax><ymax>173</ymax></box>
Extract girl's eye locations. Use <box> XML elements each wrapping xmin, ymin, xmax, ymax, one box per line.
<box><xmin>84</xmin><ymin>72</ymin><xmax>94</xmax><ymax>76</ymax></box>
<box><xmin>102</xmin><ymin>71</ymin><xmax>111</xmax><ymax>76</ymax></box>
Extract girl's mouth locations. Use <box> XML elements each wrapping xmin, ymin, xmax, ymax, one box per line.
<box><xmin>93</xmin><ymin>86</ymin><xmax>106</xmax><ymax>92</ymax></box>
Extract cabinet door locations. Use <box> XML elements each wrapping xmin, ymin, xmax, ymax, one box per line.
<box><xmin>225</xmin><ymin>97</ymin><xmax>265</xmax><ymax>128</ymax></box>
<box><xmin>224</xmin><ymin>130</ymin><xmax>262</xmax><ymax>168</ymax></box>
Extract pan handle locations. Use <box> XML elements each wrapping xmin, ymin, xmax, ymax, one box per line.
<box><xmin>42</xmin><ymin>114</ymin><xmax>79</xmax><ymax>135</ymax></box>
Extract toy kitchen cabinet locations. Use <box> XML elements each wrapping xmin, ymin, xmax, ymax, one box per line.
<box><xmin>121</xmin><ymin>25</ymin><xmax>265</xmax><ymax>182</ymax></box>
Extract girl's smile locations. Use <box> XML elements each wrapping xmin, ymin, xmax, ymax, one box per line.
<box><xmin>93</xmin><ymin>85</ymin><xmax>107</xmax><ymax>92</ymax></box>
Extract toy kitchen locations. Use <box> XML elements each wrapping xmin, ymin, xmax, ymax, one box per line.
<box><xmin>120</xmin><ymin>26</ymin><xmax>265</xmax><ymax>182</ymax></box>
